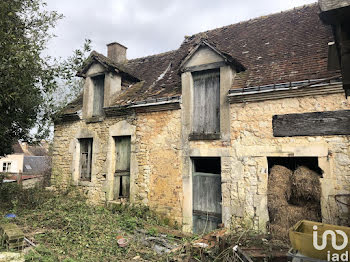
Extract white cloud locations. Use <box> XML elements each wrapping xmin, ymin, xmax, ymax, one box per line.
<box><xmin>45</xmin><ymin>0</ymin><xmax>317</xmax><ymax>59</ymax></box>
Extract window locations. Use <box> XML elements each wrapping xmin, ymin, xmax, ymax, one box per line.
<box><xmin>192</xmin><ymin>69</ymin><xmax>220</xmax><ymax>135</ymax></box>
<box><xmin>79</xmin><ymin>138</ymin><xmax>93</xmax><ymax>181</ymax></box>
<box><xmin>114</xmin><ymin>136</ymin><xmax>131</xmax><ymax>199</ymax></box>
<box><xmin>2</xmin><ymin>162</ymin><xmax>11</xmax><ymax>172</ymax></box>
<box><xmin>92</xmin><ymin>75</ymin><xmax>105</xmax><ymax>116</ymax></box>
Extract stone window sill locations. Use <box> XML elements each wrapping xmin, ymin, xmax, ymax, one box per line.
<box><xmin>85</xmin><ymin>116</ymin><xmax>104</xmax><ymax>123</ymax></box>
<box><xmin>189</xmin><ymin>133</ymin><xmax>221</xmax><ymax>141</ymax></box>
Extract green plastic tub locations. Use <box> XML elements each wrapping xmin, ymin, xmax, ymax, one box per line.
<box><xmin>289</xmin><ymin>220</ymin><xmax>350</xmax><ymax>260</ymax></box>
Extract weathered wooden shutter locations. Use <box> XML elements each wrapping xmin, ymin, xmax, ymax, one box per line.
<box><xmin>192</xmin><ymin>69</ymin><xmax>220</xmax><ymax>134</ymax></box>
<box><xmin>193</xmin><ymin>172</ymin><xmax>222</xmax><ymax>234</ymax></box>
<box><xmin>80</xmin><ymin>138</ymin><xmax>93</xmax><ymax>181</ymax></box>
<box><xmin>92</xmin><ymin>75</ymin><xmax>105</xmax><ymax>116</ymax></box>
<box><xmin>114</xmin><ymin>136</ymin><xmax>131</xmax><ymax>199</ymax></box>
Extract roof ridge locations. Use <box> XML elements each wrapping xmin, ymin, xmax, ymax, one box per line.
<box><xmin>127</xmin><ymin>49</ymin><xmax>177</xmax><ymax>63</ymax></box>
<box><xmin>97</xmin><ymin>4</ymin><xmax>318</xmax><ymax>64</ymax></box>
<box><xmin>185</xmin><ymin>3</ymin><xmax>319</xmax><ymax>42</ymax></box>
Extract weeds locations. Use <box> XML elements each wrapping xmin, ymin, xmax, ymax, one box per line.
<box><xmin>0</xmin><ymin>184</ymin><xmax>182</xmax><ymax>261</ymax></box>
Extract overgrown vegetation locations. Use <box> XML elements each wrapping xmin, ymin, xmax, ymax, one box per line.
<box><xmin>0</xmin><ymin>184</ymin><xmax>189</xmax><ymax>261</ymax></box>
<box><xmin>0</xmin><ymin>184</ymin><xmax>289</xmax><ymax>261</ymax></box>
<box><xmin>0</xmin><ymin>0</ymin><xmax>91</xmax><ymax>156</ymax></box>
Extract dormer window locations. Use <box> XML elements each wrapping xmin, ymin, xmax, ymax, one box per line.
<box><xmin>179</xmin><ymin>40</ymin><xmax>245</xmax><ymax>141</ymax></box>
<box><xmin>92</xmin><ymin>75</ymin><xmax>105</xmax><ymax>117</ymax></box>
<box><xmin>78</xmin><ymin>43</ymin><xmax>140</xmax><ymax>121</ymax></box>
<box><xmin>192</xmin><ymin>69</ymin><xmax>220</xmax><ymax>135</ymax></box>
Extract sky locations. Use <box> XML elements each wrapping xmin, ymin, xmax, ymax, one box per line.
<box><xmin>45</xmin><ymin>0</ymin><xmax>317</xmax><ymax>60</ymax></box>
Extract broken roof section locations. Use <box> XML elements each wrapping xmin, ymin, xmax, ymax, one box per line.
<box><xmin>62</xmin><ymin>3</ymin><xmax>339</xmax><ymax>114</ymax></box>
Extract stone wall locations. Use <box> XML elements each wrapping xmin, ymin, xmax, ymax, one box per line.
<box><xmin>52</xmin><ymin>109</ymin><xmax>183</xmax><ymax>225</ymax></box>
<box><xmin>53</xmin><ymin>91</ymin><xmax>350</xmax><ymax>232</ymax></box>
<box><xmin>228</xmin><ymin>93</ymin><xmax>350</xmax><ymax>230</ymax></box>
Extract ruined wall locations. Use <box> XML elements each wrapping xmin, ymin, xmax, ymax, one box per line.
<box><xmin>52</xmin><ymin>109</ymin><xmax>183</xmax><ymax>225</ymax></box>
<box><xmin>228</xmin><ymin>93</ymin><xmax>350</xmax><ymax>230</ymax></box>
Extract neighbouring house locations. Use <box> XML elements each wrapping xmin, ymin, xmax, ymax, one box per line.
<box><xmin>52</xmin><ymin>3</ymin><xmax>350</xmax><ymax>234</ymax></box>
<box><xmin>1</xmin><ymin>141</ymin><xmax>51</xmax><ymax>186</ymax></box>
<box><xmin>0</xmin><ymin>142</ymin><xmax>25</xmax><ymax>176</ymax></box>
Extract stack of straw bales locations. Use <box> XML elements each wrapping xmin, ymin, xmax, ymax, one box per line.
<box><xmin>268</xmin><ymin>165</ymin><xmax>321</xmax><ymax>240</ymax></box>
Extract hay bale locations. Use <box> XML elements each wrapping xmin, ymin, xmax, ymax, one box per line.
<box><xmin>270</xmin><ymin>204</ymin><xmax>321</xmax><ymax>240</ymax></box>
<box><xmin>292</xmin><ymin>166</ymin><xmax>321</xmax><ymax>201</ymax></box>
<box><xmin>268</xmin><ymin>165</ymin><xmax>322</xmax><ymax>241</ymax></box>
<box><xmin>270</xmin><ymin>224</ymin><xmax>289</xmax><ymax>240</ymax></box>
<box><xmin>268</xmin><ymin>165</ymin><xmax>292</xmax><ymax>202</ymax></box>
<box><xmin>268</xmin><ymin>165</ymin><xmax>293</xmax><ymax>223</ymax></box>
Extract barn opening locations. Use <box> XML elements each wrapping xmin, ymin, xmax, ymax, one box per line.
<box><xmin>192</xmin><ymin>157</ymin><xmax>221</xmax><ymax>234</ymax></box>
<box><xmin>267</xmin><ymin>157</ymin><xmax>322</xmax><ymax>240</ymax></box>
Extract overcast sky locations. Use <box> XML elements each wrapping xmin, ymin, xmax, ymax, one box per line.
<box><xmin>45</xmin><ymin>0</ymin><xmax>317</xmax><ymax>60</ymax></box>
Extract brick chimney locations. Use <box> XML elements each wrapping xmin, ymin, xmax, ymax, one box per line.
<box><xmin>107</xmin><ymin>42</ymin><xmax>127</xmax><ymax>63</ymax></box>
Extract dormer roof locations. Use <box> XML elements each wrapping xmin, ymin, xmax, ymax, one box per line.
<box><xmin>76</xmin><ymin>51</ymin><xmax>140</xmax><ymax>82</ymax></box>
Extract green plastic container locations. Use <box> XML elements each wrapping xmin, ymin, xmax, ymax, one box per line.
<box><xmin>289</xmin><ymin>220</ymin><xmax>350</xmax><ymax>260</ymax></box>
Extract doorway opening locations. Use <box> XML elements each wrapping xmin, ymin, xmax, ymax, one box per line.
<box><xmin>192</xmin><ymin>157</ymin><xmax>221</xmax><ymax>234</ymax></box>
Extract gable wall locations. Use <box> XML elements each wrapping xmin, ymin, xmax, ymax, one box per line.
<box><xmin>184</xmin><ymin>46</ymin><xmax>224</xmax><ymax>68</ymax></box>
<box><xmin>0</xmin><ymin>154</ymin><xmax>24</xmax><ymax>173</ymax></box>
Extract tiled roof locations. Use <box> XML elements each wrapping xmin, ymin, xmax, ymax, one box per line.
<box><xmin>77</xmin><ymin>51</ymin><xmax>140</xmax><ymax>81</ymax></box>
<box><xmin>23</xmin><ymin>156</ymin><xmax>50</xmax><ymax>174</ymax></box>
<box><xmin>12</xmin><ymin>142</ymin><xmax>24</xmax><ymax>154</ymax></box>
<box><xmin>63</xmin><ymin>3</ymin><xmax>338</xmax><ymax>113</ymax></box>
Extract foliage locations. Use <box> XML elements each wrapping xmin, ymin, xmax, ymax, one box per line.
<box><xmin>0</xmin><ymin>0</ymin><xmax>62</xmax><ymax>155</ymax></box>
<box><xmin>0</xmin><ymin>0</ymin><xmax>91</xmax><ymax>156</ymax></box>
<box><xmin>0</xmin><ymin>186</ymin><xmax>180</xmax><ymax>261</ymax></box>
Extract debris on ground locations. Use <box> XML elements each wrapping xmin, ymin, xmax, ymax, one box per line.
<box><xmin>192</xmin><ymin>228</ymin><xmax>227</xmax><ymax>249</ymax></box>
<box><xmin>170</xmin><ymin>227</ymin><xmax>290</xmax><ymax>261</ymax></box>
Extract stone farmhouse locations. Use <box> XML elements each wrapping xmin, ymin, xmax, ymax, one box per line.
<box><xmin>52</xmin><ymin>3</ymin><xmax>350</xmax><ymax>233</ymax></box>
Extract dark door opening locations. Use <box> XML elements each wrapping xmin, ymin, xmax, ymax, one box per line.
<box><xmin>192</xmin><ymin>157</ymin><xmax>221</xmax><ymax>234</ymax></box>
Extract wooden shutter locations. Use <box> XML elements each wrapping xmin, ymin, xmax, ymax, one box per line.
<box><xmin>92</xmin><ymin>75</ymin><xmax>105</xmax><ymax>116</ymax></box>
<box><xmin>114</xmin><ymin>136</ymin><xmax>131</xmax><ymax>199</ymax></box>
<box><xmin>80</xmin><ymin>138</ymin><xmax>93</xmax><ymax>181</ymax></box>
<box><xmin>192</xmin><ymin>172</ymin><xmax>222</xmax><ymax>234</ymax></box>
<box><xmin>192</xmin><ymin>69</ymin><xmax>220</xmax><ymax>134</ymax></box>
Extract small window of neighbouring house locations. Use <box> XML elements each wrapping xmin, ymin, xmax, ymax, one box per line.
<box><xmin>92</xmin><ymin>75</ymin><xmax>105</xmax><ymax>116</ymax></box>
<box><xmin>2</xmin><ymin>162</ymin><xmax>11</xmax><ymax>172</ymax></box>
<box><xmin>192</xmin><ymin>69</ymin><xmax>220</xmax><ymax>135</ymax></box>
<box><xmin>79</xmin><ymin>138</ymin><xmax>93</xmax><ymax>181</ymax></box>
<box><xmin>114</xmin><ymin>136</ymin><xmax>131</xmax><ymax>199</ymax></box>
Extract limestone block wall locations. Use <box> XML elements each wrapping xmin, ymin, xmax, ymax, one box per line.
<box><xmin>52</xmin><ymin>109</ymin><xmax>183</xmax><ymax>225</ymax></box>
<box><xmin>229</xmin><ymin>93</ymin><xmax>350</xmax><ymax>230</ymax></box>
<box><xmin>135</xmin><ymin>111</ymin><xmax>183</xmax><ymax>224</ymax></box>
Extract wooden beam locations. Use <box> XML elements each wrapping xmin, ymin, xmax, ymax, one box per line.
<box><xmin>273</xmin><ymin>110</ymin><xmax>350</xmax><ymax>137</ymax></box>
<box><xmin>189</xmin><ymin>133</ymin><xmax>221</xmax><ymax>140</ymax></box>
